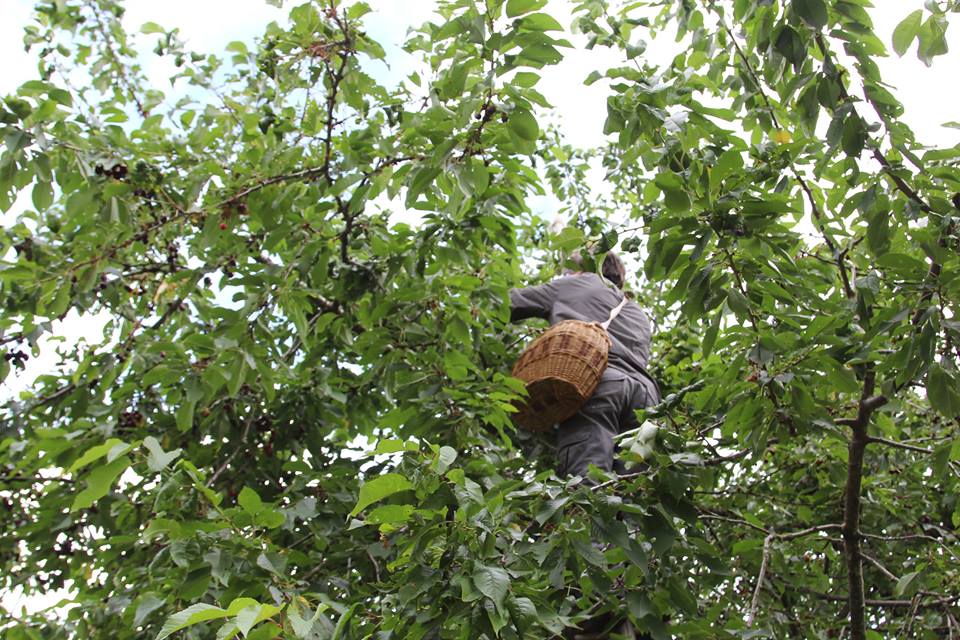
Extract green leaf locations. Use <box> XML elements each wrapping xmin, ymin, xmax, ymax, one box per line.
<box><xmin>711</xmin><ymin>149</ymin><xmax>743</xmax><ymax>190</ymax></box>
<box><xmin>435</xmin><ymin>445</ymin><xmax>458</xmax><ymax>473</ymax></box>
<box><xmin>71</xmin><ymin>456</ymin><xmax>131</xmax><ymax>512</ymax></box>
<box><xmin>866</xmin><ymin>211</ymin><xmax>890</xmax><ymax>256</ymax></box>
<box><xmin>627</xmin><ymin>591</ymin><xmax>654</xmax><ymax>620</ymax></box>
<box><xmin>70</xmin><ymin>438</ymin><xmax>128</xmax><ymax>473</ymax></box>
<box><xmin>32</xmin><ymin>180</ymin><xmax>53</xmax><ymax>210</ymax></box>
<box><xmin>235</xmin><ymin>602</ymin><xmax>281</xmax><ymax>637</ymax></box>
<box><xmin>793</xmin><ymin>0</ymin><xmax>828</xmax><ymax>29</ymax></box>
<box><xmin>175</xmin><ymin>397</ymin><xmax>197</xmax><ymax>432</ymax></box>
<box><xmin>140</xmin><ymin>21</ymin><xmax>166</xmax><ymax>34</ymax></box>
<box><xmin>444</xmin><ymin>350</ymin><xmax>473</xmax><ymax>381</ymax></box>
<box><xmin>238</xmin><ymin>487</ymin><xmax>264</xmax><ymax>515</ymax></box>
<box><xmin>513</xmin><ymin>71</ymin><xmax>540</xmax><ymax>87</ymax></box>
<box><xmin>842</xmin><ymin>114</ymin><xmax>867</xmax><ymax>157</ymax></box>
<box><xmin>508</xmin><ymin>110</ymin><xmax>540</xmax><ymax>141</ymax></box>
<box><xmin>552</xmin><ymin>225</ymin><xmax>585</xmax><ymax>252</ymax></box>
<box><xmin>933</xmin><ymin>441</ymin><xmax>952</xmax><ymax>477</ymax></box>
<box><xmin>726</xmin><ymin>289</ymin><xmax>750</xmax><ymax>321</ymax></box>
<box><xmin>331</xmin><ymin>603</ymin><xmax>359</xmax><ymax>640</ymax></box>
<box><xmin>892</xmin><ymin>10</ymin><xmax>923</xmax><ymax>57</ymax></box>
<box><xmin>349</xmin><ymin>472</ymin><xmax>413</xmax><ymax>517</ymax></box>
<box><xmin>473</xmin><ymin>565</ymin><xmax>510</xmax><ymax>611</ymax></box>
<box><xmin>926</xmin><ymin>364</ymin><xmax>960</xmax><ymax>417</ymax></box>
<box><xmin>517</xmin><ymin>13</ymin><xmax>563</xmax><ymax>31</ymax></box>
<box><xmin>775</xmin><ymin>26</ymin><xmax>806</xmax><ymax>68</ymax></box>
<box><xmin>47</xmin><ymin>283</ymin><xmax>71</xmax><ymax>317</ymax></box>
<box><xmin>133</xmin><ymin>593</ymin><xmax>166</xmax><ymax>628</ymax></box>
<box><xmin>143</xmin><ymin>436</ymin><xmax>182</xmax><ymax>472</ymax></box>
<box><xmin>256</xmin><ymin>509</ymin><xmax>286</xmax><ymax>529</ymax></box>
<box><xmin>662</xmin><ymin>187</ymin><xmax>690</xmax><ymax>213</ymax></box>
<box><xmin>535</xmin><ymin>497</ymin><xmax>569</xmax><ymax>524</ymax></box>
<box><xmin>506</xmin><ymin>0</ymin><xmax>548</xmax><ymax>18</ymax></box>
<box><xmin>155</xmin><ymin>603</ymin><xmax>232</xmax><ymax>640</ymax></box>
<box><xmin>365</xmin><ymin>504</ymin><xmax>415</xmax><ymax>525</ymax></box>
<box><xmin>373</xmin><ymin>439</ymin><xmax>407</xmax><ymax>454</ymax></box>
<box><xmin>226</xmin><ymin>356</ymin><xmax>247</xmax><ymax>397</ymax></box>
<box><xmin>917</xmin><ymin>15</ymin><xmax>949</xmax><ymax>66</ymax></box>
<box><xmin>288</xmin><ymin>600</ymin><xmax>328</xmax><ymax>638</ymax></box>
<box><xmin>655</xmin><ymin>172</ymin><xmax>691</xmax><ymax>213</ymax></box>
<box><xmin>895</xmin><ymin>570</ymin><xmax>922</xmax><ymax>597</ymax></box>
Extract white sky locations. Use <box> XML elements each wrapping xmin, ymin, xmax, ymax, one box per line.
<box><xmin>1</xmin><ymin>0</ymin><xmax>959</xmax><ymax>618</ymax></box>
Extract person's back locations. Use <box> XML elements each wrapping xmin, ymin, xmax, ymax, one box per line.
<box><xmin>509</xmin><ymin>254</ymin><xmax>660</xmax><ymax>477</ymax></box>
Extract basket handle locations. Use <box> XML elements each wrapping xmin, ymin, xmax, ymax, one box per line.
<box><xmin>600</xmin><ymin>295</ymin><xmax>628</xmax><ymax>330</ymax></box>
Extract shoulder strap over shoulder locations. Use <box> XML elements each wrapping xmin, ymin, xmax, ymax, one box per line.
<box><xmin>600</xmin><ymin>295</ymin><xmax>628</xmax><ymax>330</ymax></box>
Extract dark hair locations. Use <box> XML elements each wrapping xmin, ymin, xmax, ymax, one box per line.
<box><xmin>602</xmin><ymin>251</ymin><xmax>626</xmax><ymax>289</ymax></box>
<box><xmin>565</xmin><ymin>250</ymin><xmax>627</xmax><ymax>289</ymax></box>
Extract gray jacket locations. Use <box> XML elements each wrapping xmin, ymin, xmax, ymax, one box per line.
<box><xmin>509</xmin><ymin>272</ymin><xmax>654</xmax><ymax>379</ymax></box>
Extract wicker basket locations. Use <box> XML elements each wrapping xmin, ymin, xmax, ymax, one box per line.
<box><xmin>511</xmin><ymin>320</ymin><xmax>612</xmax><ymax>432</ymax></box>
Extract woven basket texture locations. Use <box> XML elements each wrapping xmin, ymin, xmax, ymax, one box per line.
<box><xmin>511</xmin><ymin>319</ymin><xmax>611</xmax><ymax>432</ymax></box>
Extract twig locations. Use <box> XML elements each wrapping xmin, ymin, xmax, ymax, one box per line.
<box><xmin>779</xmin><ymin>523</ymin><xmax>844</xmax><ymax>541</ymax></box>
<box><xmin>19</xmin><ymin>382</ymin><xmax>78</xmax><ymax>415</ymax></box>
<box><xmin>209</xmin><ymin>408</ymin><xmax>257</xmax><ymax>486</ymax></box>
<box><xmin>699</xmin><ymin>512</ymin><xmax>768</xmax><ymax>535</ymax></box>
<box><xmin>946</xmin><ymin>607</ymin><xmax>958</xmax><ymax>640</ymax></box>
<box><xmin>801</xmin><ymin>588</ymin><xmax>960</xmax><ymax>608</ymax></box>
<box><xmin>861</xmin><ymin>531</ymin><xmax>960</xmax><ymax>564</ymax></box>
<box><xmin>904</xmin><ymin>594</ymin><xmax>922</xmax><ymax>637</ymax></box>
<box><xmin>860</xmin><ymin>552</ymin><xmax>899</xmax><ymax>583</ymax></box>
<box><xmin>590</xmin><ymin>471</ymin><xmax>645</xmax><ymax>492</ymax></box>
<box><xmin>367</xmin><ymin>549</ymin><xmax>381</xmax><ymax>583</ymax></box>
<box><xmin>700</xmin><ymin>440</ymin><xmax>781</xmax><ymax>467</ymax></box>
<box><xmin>84</xmin><ymin>0</ymin><xmax>147</xmax><ymax>116</ymax></box>
<box><xmin>745</xmin><ymin>533</ymin><xmax>774</xmax><ymax>627</ymax></box>
<box><xmin>722</xmin><ymin>247</ymin><xmax>761</xmax><ymax>334</ymax></box>
<box><xmin>866</xmin><ymin>436</ymin><xmax>931</xmax><ymax>454</ymax></box>
<box><xmin>298</xmin><ymin>562</ymin><xmax>326</xmax><ymax>584</ymax></box>
<box><xmin>0</xmin><ymin>474</ymin><xmax>75</xmax><ymax>485</ymax></box>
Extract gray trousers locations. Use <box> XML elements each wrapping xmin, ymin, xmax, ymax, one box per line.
<box><xmin>556</xmin><ymin>367</ymin><xmax>660</xmax><ymax>477</ymax></box>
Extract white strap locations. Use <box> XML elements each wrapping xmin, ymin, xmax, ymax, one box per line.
<box><xmin>600</xmin><ymin>295</ymin><xmax>628</xmax><ymax>330</ymax></box>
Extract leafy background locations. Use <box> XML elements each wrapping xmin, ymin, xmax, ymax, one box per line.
<box><xmin>2</xmin><ymin>0</ymin><xmax>960</xmax><ymax>638</ymax></box>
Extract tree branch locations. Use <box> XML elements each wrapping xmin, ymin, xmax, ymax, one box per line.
<box><xmin>802</xmin><ymin>588</ymin><xmax>960</xmax><ymax>609</ymax></box>
<box><xmin>866</xmin><ymin>436</ymin><xmax>931</xmax><ymax>454</ymax></box>
<box><xmin>842</xmin><ymin>367</ymin><xmax>879</xmax><ymax>640</ymax></box>
<box><xmin>862</xmin><ymin>531</ymin><xmax>960</xmax><ymax>564</ymax></box>
<box><xmin>745</xmin><ymin>533</ymin><xmax>774</xmax><ymax>627</ymax></box>
<box><xmin>860</xmin><ymin>551</ymin><xmax>899</xmax><ymax>583</ymax></box>
<box><xmin>209</xmin><ymin>407</ymin><xmax>258</xmax><ymax>486</ymax></box>
<box><xmin>0</xmin><ymin>474</ymin><xmax>75</xmax><ymax>485</ymax></box>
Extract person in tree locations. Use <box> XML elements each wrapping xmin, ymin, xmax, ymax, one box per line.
<box><xmin>509</xmin><ymin>251</ymin><xmax>660</xmax><ymax>478</ymax></box>
<box><xmin>510</xmin><ymin>250</ymin><xmax>659</xmax><ymax>639</ymax></box>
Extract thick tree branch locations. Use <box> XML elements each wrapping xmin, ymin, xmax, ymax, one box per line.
<box><xmin>841</xmin><ymin>368</ymin><xmax>882</xmax><ymax>640</ymax></box>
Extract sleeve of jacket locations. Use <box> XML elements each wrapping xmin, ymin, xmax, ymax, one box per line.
<box><xmin>509</xmin><ymin>280</ymin><xmax>559</xmax><ymax>322</ymax></box>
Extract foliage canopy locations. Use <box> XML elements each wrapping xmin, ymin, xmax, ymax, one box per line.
<box><xmin>2</xmin><ymin>0</ymin><xmax>959</xmax><ymax>638</ymax></box>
